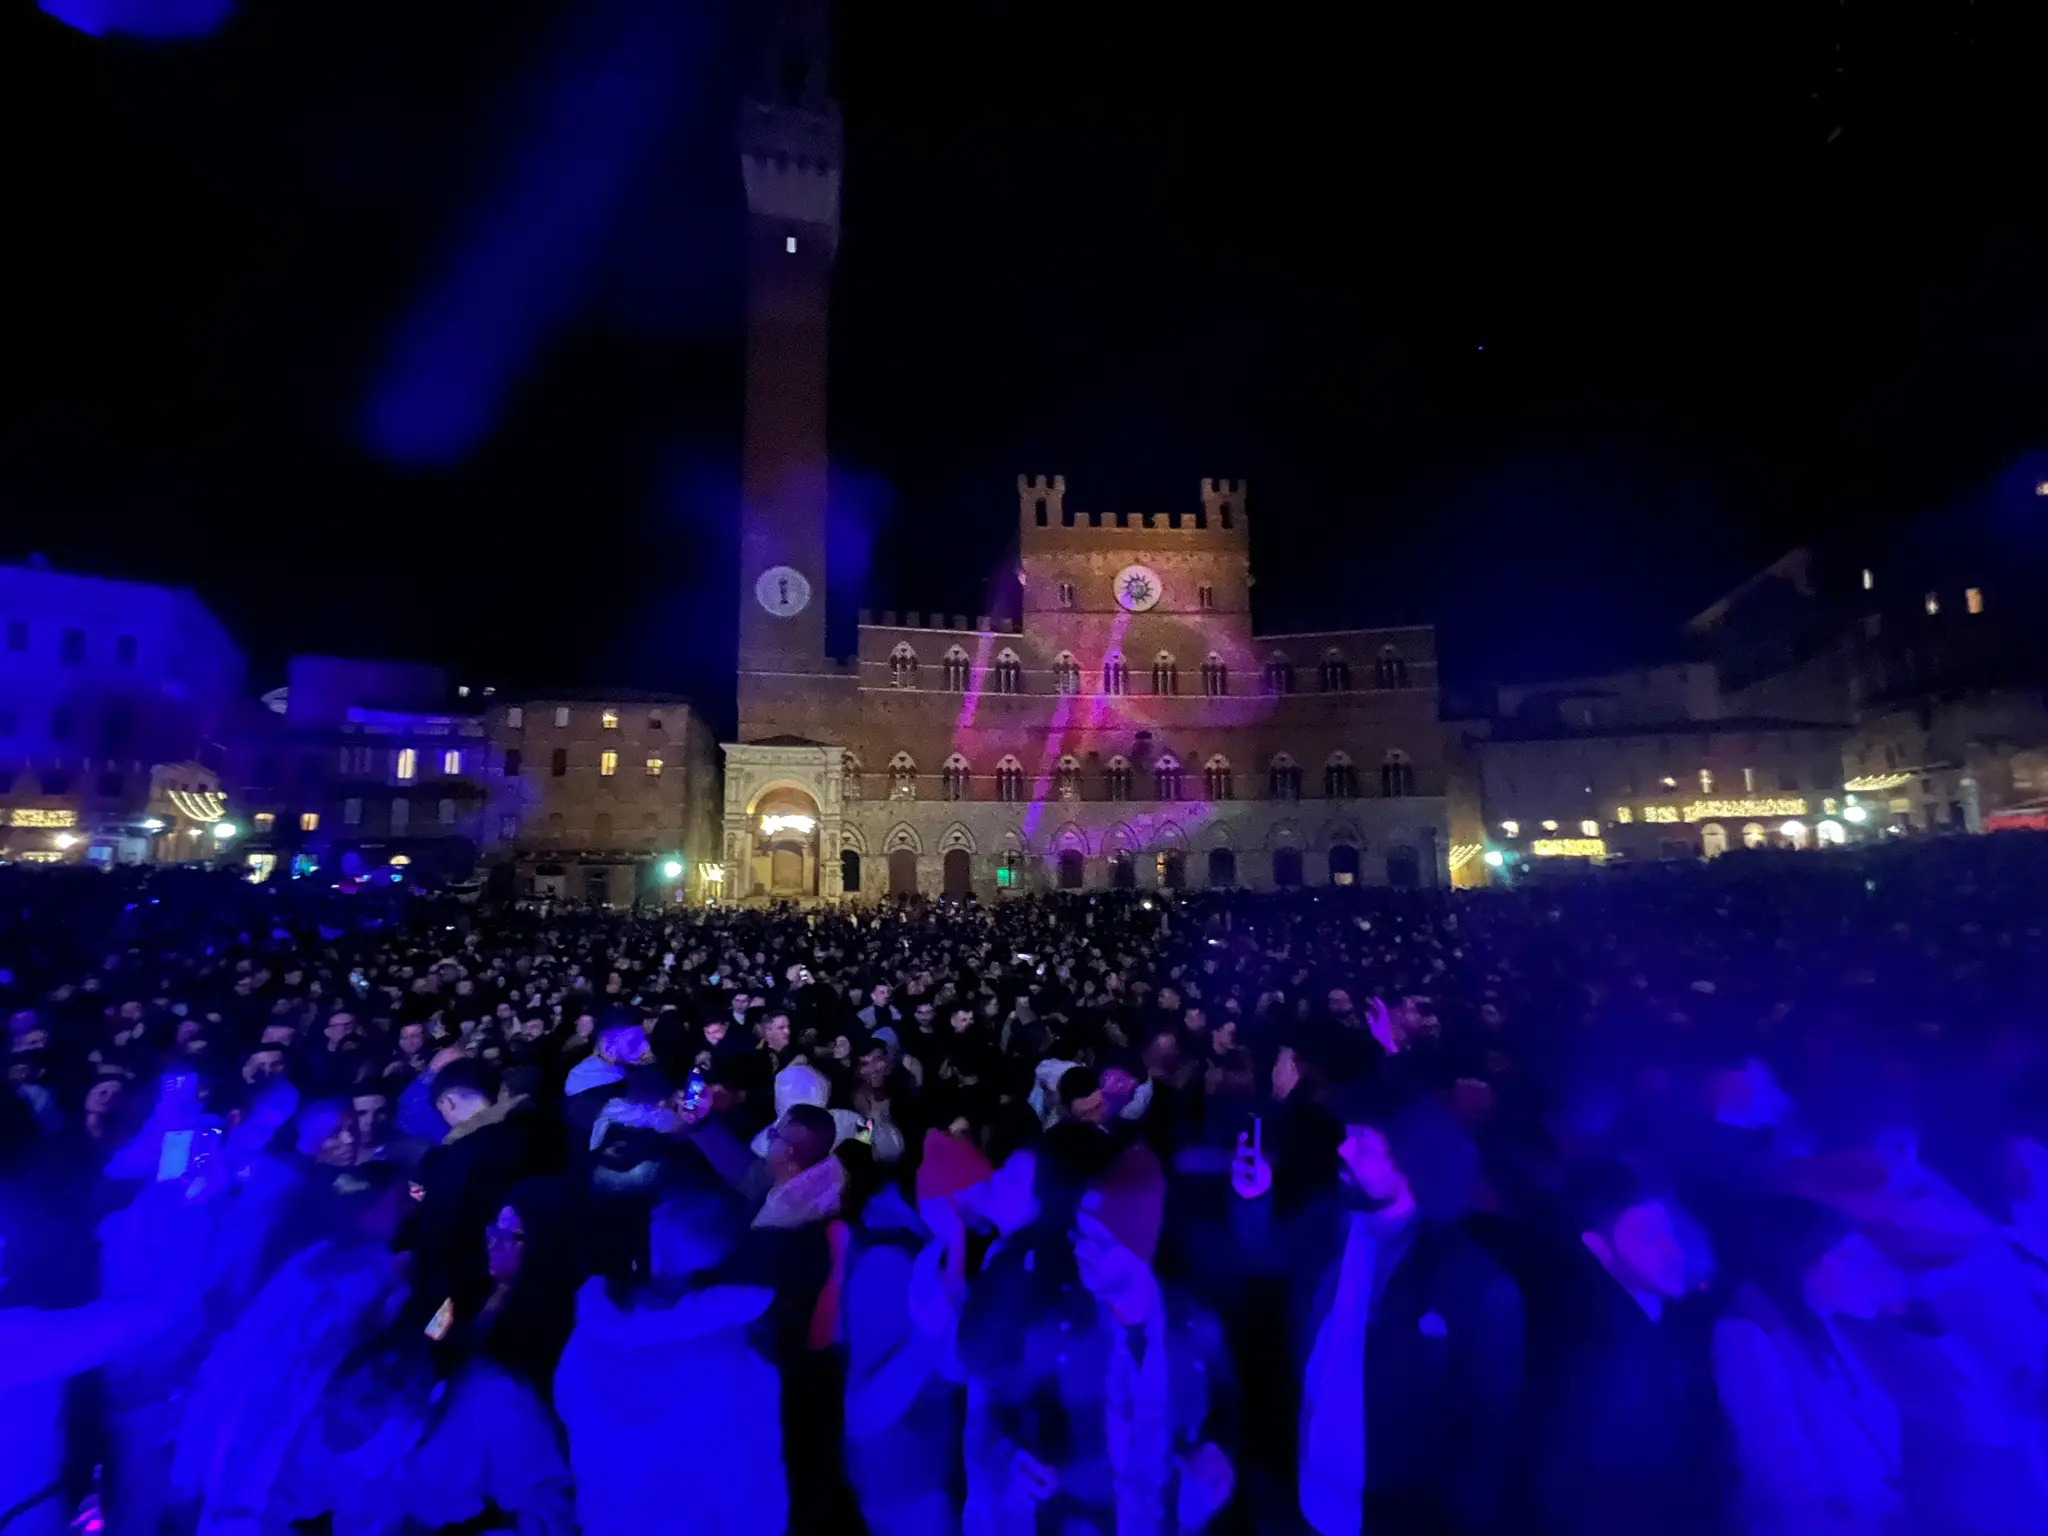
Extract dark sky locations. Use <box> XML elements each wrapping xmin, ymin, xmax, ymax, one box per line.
<box><xmin>2</xmin><ymin>0</ymin><xmax>2041</xmax><ymax>731</ymax></box>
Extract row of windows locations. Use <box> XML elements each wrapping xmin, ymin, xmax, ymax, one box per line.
<box><xmin>868</xmin><ymin>749</ymin><xmax>1418</xmax><ymax>803</ymax></box>
<box><xmin>502</xmin><ymin>706</ymin><xmax>669</xmax><ymax>732</ymax></box>
<box><xmin>498</xmin><ymin>748</ymin><xmax>666</xmax><ymax>779</ymax></box>
<box><xmin>337</xmin><ymin>798</ymin><xmax>467</xmax><ymax>829</ymax></box>
<box><xmin>890</xmin><ymin>645</ymin><xmax>1413</xmax><ymax>695</ymax></box>
<box><xmin>0</xmin><ymin>705</ymin><xmax>139</xmax><ymax>748</ymax></box>
<box><xmin>3</xmin><ymin>623</ymin><xmax>141</xmax><ymax>668</ymax></box>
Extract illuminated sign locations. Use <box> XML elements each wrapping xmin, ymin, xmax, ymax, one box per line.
<box><xmin>9</xmin><ymin>808</ymin><xmax>77</xmax><ymax>828</ymax></box>
<box><xmin>1640</xmin><ymin>806</ymin><xmax>1680</xmax><ymax>824</ymax></box>
<box><xmin>1530</xmin><ymin>838</ymin><xmax>1606</xmax><ymax>858</ymax></box>
<box><xmin>759</xmin><ymin>814</ymin><xmax>817</xmax><ymax>837</ymax></box>
<box><xmin>1682</xmin><ymin>797</ymin><xmax>1807</xmax><ymax>823</ymax></box>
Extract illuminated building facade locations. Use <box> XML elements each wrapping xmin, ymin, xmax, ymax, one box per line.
<box><xmin>0</xmin><ymin>560</ymin><xmax>244</xmax><ymax>864</ymax></box>
<box><xmin>484</xmin><ymin>694</ymin><xmax>721</xmax><ymax>906</ymax></box>
<box><xmin>719</xmin><ymin>3</ymin><xmax>1447</xmax><ymax>900</ymax></box>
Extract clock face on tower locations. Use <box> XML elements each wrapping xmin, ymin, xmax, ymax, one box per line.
<box><xmin>1113</xmin><ymin>564</ymin><xmax>1163</xmax><ymax>613</ymax></box>
<box><xmin>755</xmin><ymin>565</ymin><xmax>813</xmax><ymax>618</ymax></box>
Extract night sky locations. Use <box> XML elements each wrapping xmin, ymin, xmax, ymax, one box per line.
<box><xmin>1</xmin><ymin>1</ymin><xmax>2039</xmax><ymax>732</ymax></box>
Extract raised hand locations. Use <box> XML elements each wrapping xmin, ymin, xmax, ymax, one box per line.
<box><xmin>1229</xmin><ymin>1129</ymin><xmax>1273</xmax><ymax>1201</ymax></box>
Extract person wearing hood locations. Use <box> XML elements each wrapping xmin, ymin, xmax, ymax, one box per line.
<box><xmin>749</xmin><ymin>1060</ymin><xmax>866</xmax><ymax>1163</ymax></box>
<box><xmin>554</xmin><ymin>1189</ymin><xmax>784</xmax><ymax>1536</ymax></box>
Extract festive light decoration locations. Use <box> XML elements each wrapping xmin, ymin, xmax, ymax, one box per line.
<box><xmin>16</xmin><ymin>850</ymin><xmax>64</xmax><ymax>864</ymax></box>
<box><xmin>1447</xmin><ymin>843</ymin><xmax>1483</xmax><ymax>871</ymax></box>
<box><xmin>1530</xmin><ymin>838</ymin><xmax>1605</xmax><ymax>858</ymax></box>
<box><xmin>760</xmin><ymin>814</ymin><xmax>816</xmax><ymax>837</ymax></box>
<box><xmin>9</xmin><ymin>808</ymin><xmax>78</xmax><ymax>828</ymax></box>
<box><xmin>1844</xmin><ymin>772</ymin><xmax>1913</xmax><ymax>793</ymax></box>
<box><xmin>1682</xmin><ymin>797</ymin><xmax>1807</xmax><ymax>823</ymax></box>
<box><xmin>166</xmin><ymin>790</ymin><xmax>226</xmax><ymax>823</ymax></box>
<box><xmin>1615</xmin><ymin>806</ymin><xmax>1633</xmax><ymax>824</ymax></box>
<box><xmin>1641</xmin><ymin>806</ymin><xmax>1680</xmax><ymax>824</ymax></box>
<box><xmin>1483</xmin><ymin>849</ymin><xmax>1506</xmax><ymax>868</ymax></box>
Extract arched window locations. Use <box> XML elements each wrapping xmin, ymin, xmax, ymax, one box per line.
<box><xmin>888</xmin><ymin>752</ymin><xmax>917</xmax><ymax>800</ymax></box>
<box><xmin>1106</xmin><ymin>755</ymin><xmax>1133</xmax><ymax>802</ymax></box>
<box><xmin>1269</xmin><ymin>754</ymin><xmax>1303</xmax><ymax>801</ymax></box>
<box><xmin>1320</xmin><ymin>650</ymin><xmax>1352</xmax><ymax>692</ymax></box>
<box><xmin>1053</xmin><ymin>652</ymin><xmax>1081</xmax><ymax>694</ymax></box>
<box><xmin>993</xmin><ymin>649</ymin><xmax>1023</xmax><ymax>695</ymax></box>
<box><xmin>1154</xmin><ymin>753</ymin><xmax>1184</xmax><ymax>800</ymax></box>
<box><xmin>995</xmin><ymin>755</ymin><xmax>1025</xmax><ymax>803</ymax></box>
<box><xmin>1204</xmin><ymin>754</ymin><xmax>1234</xmax><ymax>800</ymax></box>
<box><xmin>1375</xmin><ymin>644</ymin><xmax>1409</xmax><ymax>689</ymax></box>
<box><xmin>1103</xmin><ymin>653</ymin><xmax>1129</xmax><ymax>695</ymax></box>
<box><xmin>1056</xmin><ymin>755</ymin><xmax>1081</xmax><ymax>800</ymax></box>
<box><xmin>1201</xmin><ymin>654</ymin><xmax>1229</xmax><ymax>697</ymax></box>
<box><xmin>890</xmin><ymin>643</ymin><xmax>919</xmax><ymax>688</ymax></box>
<box><xmin>1152</xmin><ymin>651</ymin><xmax>1179</xmax><ymax>696</ymax></box>
<box><xmin>942</xmin><ymin>646</ymin><xmax>970</xmax><ymax>691</ymax></box>
<box><xmin>1325</xmin><ymin>752</ymin><xmax>1360</xmax><ymax>799</ymax></box>
<box><xmin>1265</xmin><ymin>654</ymin><xmax>1297</xmax><ymax>694</ymax></box>
<box><xmin>1380</xmin><ymin>749</ymin><xmax>1415</xmax><ymax>798</ymax></box>
<box><xmin>942</xmin><ymin>753</ymin><xmax>971</xmax><ymax>801</ymax></box>
<box><xmin>1742</xmin><ymin>821</ymin><xmax>1768</xmax><ymax>849</ymax></box>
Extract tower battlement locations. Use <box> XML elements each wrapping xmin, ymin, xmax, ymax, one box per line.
<box><xmin>739</xmin><ymin>102</ymin><xmax>843</xmax><ymax>236</ymax></box>
<box><xmin>1018</xmin><ymin>475</ymin><xmax>1249</xmax><ymax>543</ymax></box>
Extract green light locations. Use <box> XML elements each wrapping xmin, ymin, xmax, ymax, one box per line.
<box><xmin>661</xmin><ymin>859</ymin><xmax>684</xmax><ymax>880</ymax></box>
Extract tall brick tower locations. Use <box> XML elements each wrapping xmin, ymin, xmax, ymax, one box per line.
<box><xmin>735</xmin><ymin>0</ymin><xmax>839</xmax><ymax>741</ymax></box>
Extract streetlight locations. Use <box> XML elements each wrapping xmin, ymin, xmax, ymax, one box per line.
<box><xmin>1843</xmin><ymin>804</ymin><xmax>1868</xmax><ymax>824</ymax></box>
<box><xmin>1483</xmin><ymin>849</ymin><xmax>1506</xmax><ymax>868</ymax></box>
<box><xmin>141</xmin><ymin>818</ymin><xmax>164</xmax><ymax>832</ymax></box>
<box><xmin>52</xmin><ymin>833</ymin><xmax>77</xmax><ymax>850</ymax></box>
<box><xmin>213</xmin><ymin>822</ymin><xmax>238</xmax><ymax>841</ymax></box>
<box><xmin>661</xmin><ymin>858</ymin><xmax>684</xmax><ymax>881</ymax></box>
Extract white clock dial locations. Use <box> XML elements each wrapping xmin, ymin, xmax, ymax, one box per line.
<box><xmin>755</xmin><ymin>565</ymin><xmax>812</xmax><ymax>618</ymax></box>
<box><xmin>1112</xmin><ymin>563</ymin><xmax>1163</xmax><ymax>613</ymax></box>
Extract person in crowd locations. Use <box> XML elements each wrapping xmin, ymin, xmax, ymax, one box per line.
<box><xmin>555</xmin><ymin>1189</ymin><xmax>786</xmax><ymax>1536</ymax></box>
<box><xmin>410</xmin><ymin>1056</ymin><xmax>546</xmax><ymax>1325</ymax></box>
<box><xmin>1230</xmin><ymin>1078</ymin><xmax>1524</xmax><ymax>1534</ymax></box>
<box><xmin>564</xmin><ymin>1016</ymin><xmax>653</xmax><ymax>1142</ymax></box>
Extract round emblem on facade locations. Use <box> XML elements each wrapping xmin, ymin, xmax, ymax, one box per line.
<box><xmin>755</xmin><ymin>565</ymin><xmax>812</xmax><ymax>618</ymax></box>
<box><xmin>1112</xmin><ymin>564</ymin><xmax>1163</xmax><ymax>613</ymax></box>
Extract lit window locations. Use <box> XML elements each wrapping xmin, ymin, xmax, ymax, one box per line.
<box><xmin>2036</xmin><ymin>481</ymin><xmax>2048</xmax><ymax>497</ymax></box>
<box><xmin>300</xmin><ymin>812</ymin><xmax>319</xmax><ymax>832</ymax></box>
<box><xmin>443</xmin><ymin>750</ymin><xmax>462</xmax><ymax>775</ymax></box>
<box><xmin>1615</xmin><ymin>806</ymin><xmax>1632</xmax><ymax>824</ymax></box>
<box><xmin>555</xmin><ymin>707</ymin><xmax>570</xmax><ymax>727</ymax></box>
<box><xmin>457</xmin><ymin>685</ymin><xmax>470</xmax><ymax>698</ymax></box>
<box><xmin>599</xmin><ymin>750</ymin><xmax>618</xmax><ymax>776</ymax></box>
<box><xmin>1541</xmin><ymin>819</ymin><xmax>1559</xmax><ymax>832</ymax></box>
<box><xmin>1862</xmin><ymin>568</ymin><xmax>1874</xmax><ymax>591</ymax></box>
<box><xmin>255</xmin><ymin>812</ymin><xmax>275</xmax><ymax>830</ymax></box>
<box><xmin>1966</xmin><ymin>587</ymin><xmax>1984</xmax><ymax>614</ymax></box>
<box><xmin>395</xmin><ymin>748</ymin><xmax>417</xmax><ymax>781</ymax></box>
<box><xmin>645</xmin><ymin>756</ymin><xmax>663</xmax><ymax>776</ymax></box>
<box><xmin>1924</xmin><ymin>592</ymin><xmax>1939</xmax><ymax>616</ymax></box>
<box><xmin>1579</xmin><ymin>819</ymin><xmax>1599</xmax><ymax>837</ymax></box>
<box><xmin>601</xmin><ymin>709</ymin><xmax>619</xmax><ymax>729</ymax></box>
<box><xmin>785</xmin><ymin>235</ymin><xmax>797</xmax><ymax>254</ymax></box>
<box><xmin>1500</xmin><ymin>820</ymin><xmax>1519</xmax><ymax>837</ymax></box>
<box><xmin>1698</xmin><ymin>768</ymin><xmax>1714</xmax><ymax>794</ymax></box>
<box><xmin>1659</xmin><ymin>775</ymin><xmax>1678</xmax><ymax>790</ymax></box>
<box><xmin>507</xmin><ymin>706</ymin><xmax>523</xmax><ymax>728</ymax></box>
<box><xmin>1742</xmin><ymin>766</ymin><xmax>1757</xmax><ymax>793</ymax></box>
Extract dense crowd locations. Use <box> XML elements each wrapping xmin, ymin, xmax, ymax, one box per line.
<box><xmin>6</xmin><ymin>840</ymin><xmax>2048</xmax><ymax>1535</ymax></box>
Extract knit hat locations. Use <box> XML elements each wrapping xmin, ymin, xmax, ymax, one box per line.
<box><xmin>916</xmin><ymin>1129</ymin><xmax>993</xmax><ymax>1203</ymax></box>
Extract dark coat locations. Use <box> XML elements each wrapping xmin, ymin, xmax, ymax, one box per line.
<box><xmin>1234</xmin><ymin>1189</ymin><xmax>1525</xmax><ymax>1535</ymax></box>
<box><xmin>410</xmin><ymin>1100</ymin><xmax>544</xmax><ymax>1319</ymax></box>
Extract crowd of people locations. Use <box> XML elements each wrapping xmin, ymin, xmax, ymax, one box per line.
<box><xmin>6</xmin><ymin>838</ymin><xmax>2048</xmax><ymax>1535</ymax></box>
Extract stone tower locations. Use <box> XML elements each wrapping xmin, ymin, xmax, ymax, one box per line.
<box><xmin>735</xmin><ymin>0</ymin><xmax>839</xmax><ymax>740</ymax></box>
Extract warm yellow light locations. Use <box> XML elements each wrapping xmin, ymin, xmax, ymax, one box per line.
<box><xmin>1541</xmin><ymin>819</ymin><xmax>1559</xmax><ymax>832</ymax></box>
<box><xmin>255</xmin><ymin>812</ymin><xmax>275</xmax><ymax>829</ymax></box>
<box><xmin>166</xmin><ymin>790</ymin><xmax>223</xmax><ymax>823</ymax></box>
<box><xmin>1642</xmin><ymin>806</ymin><xmax>1680</xmax><ymax>823</ymax></box>
<box><xmin>760</xmin><ymin>813</ymin><xmax>817</xmax><ymax>836</ymax></box>
<box><xmin>1447</xmin><ymin>843</ymin><xmax>1483</xmax><ymax>871</ymax></box>
<box><xmin>1499</xmin><ymin>820</ymin><xmax>1520</xmax><ymax>838</ymax></box>
<box><xmin>703</xmin><ymin>864</ymin><xmax>725</xmax><ymax>883</ymax></box>
<box><xmin>1924</xmin><ymin>592</ymin><xmax>1940</xmax><ymax>616</ymax></box>
<box><xmin>1531</xmin><ymin>838</ymin><xmax>1605</xmax><ymax>858</ymax></box>
<box><xmin>1966</xmin><ymin>587</ymin><xmax>1984</xmax><ymax>614</ymax></box>
<box><xmin>396</xmin><ymin>748</ymin><xmax>417</xmax><ymax>781</ymax></box>
<box><xmin>389</xmin><ymin>854</ymin><xmax>412</xmax><ymax>866</ymax></box>
<box><xmin>1844</xmin><ymin>772</ymin><xmax>1913</xmax><ymax>792</ymax></box>
<box><xmin>1579</xmin><ymin>819</ymin><xmax>1600</xmax><ymax>837</ymax></box>
<box><xmin>1684</xmin><ymin>797</ymin><xmax>1807</xmax><ymax>822</ymax></box>
<box><xmin>300</xmin><ymin>812</ymin><xmax>320</xmax><ymax>832</ymax></box>
<box><xmin>599</xmin><ymin>750</ymin><xmax>618</xmax><ymax>777</ymax></box>
<box><xmin>10</xmin><ymin>808</ymin><xmax>78</xmax><ymax>828</ymax></box>
<box><xmin>601</xmin><ymin>710</ymin><xmax>619</xmax><ymax>730</ymax></box>
<box><xmin>17</xmin><ymin>850</ymin><xmax>63</xmax><ymax>864</ymax></box>
<box><xmin>1615</xmin><ymin>806</ymin><xmax>1633</xmax><ymax>824</ymax></box>
<box><xmin>1862</xmin><ymin>567</ymin><xmax>1874</xmax><ymax>590</ymax></box>
<box><xmin>645</xmin><ymin>757</ymin><xmax>664</xmax><ymax>777</ymax></box>
<box><xmin>443</xmin><ymin>750</ymin><xmax>463</xmax><ymax>775</ymax></box>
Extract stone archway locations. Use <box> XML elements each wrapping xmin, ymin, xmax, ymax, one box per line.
<box><xmin>942</xmin><ymin>847</ymin><xmax>972</xmax><ymax>899</ymax></box>
<box><xmin>748</xmin><ymin>786</ymin><xmax>821</xmax><ymax>898</ymax></box>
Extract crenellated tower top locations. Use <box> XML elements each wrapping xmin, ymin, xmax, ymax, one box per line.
<box><xmin>738</xmin><ymin>0</ymin><xmax>842</xmax><ymax>251</ymax></box>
